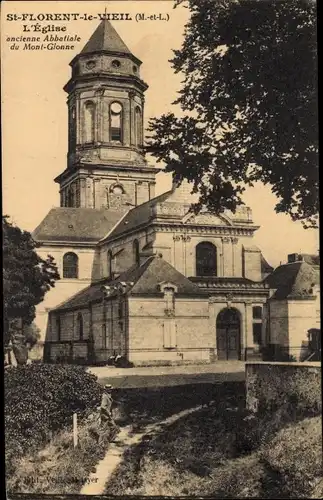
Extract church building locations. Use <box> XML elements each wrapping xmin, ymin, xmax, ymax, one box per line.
<box><xmin>33</xmin><ymin>20</ymin><xmax>273</xmax><ymax>365</ymax></box>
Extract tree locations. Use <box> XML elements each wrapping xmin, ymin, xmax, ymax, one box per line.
<box><xmin>3</xmin><ymin>216</ymin><xmax>60</xmax><ymax>346</ymax></box>
<box><xmin>146</xmin><ymin>0</ymin><xmax>318</xmax><ymax>227</ymax></box>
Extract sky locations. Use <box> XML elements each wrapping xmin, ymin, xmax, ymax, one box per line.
<box><xmin>1</xmin><ymin>0</ymin><xmax>319</xmax><ymax>268</ymax></box>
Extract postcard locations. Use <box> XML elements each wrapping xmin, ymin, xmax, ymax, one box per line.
<box><xmin>2</xmin><ymin>1</ymin><xmax>320</xmax><ymax>498</ymax></box>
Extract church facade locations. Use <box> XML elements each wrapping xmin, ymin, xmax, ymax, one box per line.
<box><xmin>33</xmin><ymin>20</ymin><xmax>273</xmax><ymax>365</ymax></box>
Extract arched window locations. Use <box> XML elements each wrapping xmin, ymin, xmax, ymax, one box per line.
<box><xmin>134</xmin><ymin>106</ymin><xmax>142</xmax><ymax>146</ymax></box>
<box><xmin>109</xmin><ymin>183</ymin><xmax>124</xmax><ymax>195</ymax></box>
<box><xmin>133</xmin><ymin>239</ymin><xmax>140</xmax><ymax>267</ymax></box>
<box><xmin>84</xmin><ymin>101</ymin><xmax>95</xmax><ymax>143</ymax></box>
<box><xmin>196</xmin><ymin>242</ymin><xmax>217</xmax><ymax>276</ymax></box>
<box><xmin>77</xmin><ymin>312</ymin><xmax>84</xmax><ymax>340</ymax></box>
<box><xmin>107</xmin><ymin>249</ymin><xmax>113</xmax><ymax>277</ymax></box>
<box><xmin>63</xmin><ymin>252</ymin><xmax>79</xmax><ymax>278</ymax></box>
<box><xmin>110</xmin><ymin>102</ymin><xmax>123</xmax><ymax>142</ymax></box>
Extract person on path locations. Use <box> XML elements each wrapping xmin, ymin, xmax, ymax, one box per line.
<box><xmin>99</xmin><ymin>384</ymin><xmax>119</xmax><ymax>441</ymax></box>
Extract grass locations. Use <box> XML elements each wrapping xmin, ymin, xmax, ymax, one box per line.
<box><xmin>6</xmin><ymin>414</ymin><xmax>113</xmax><ymax>494</ymax></box>
<box><xmin>259</xmin><ymin>417</ymin><xmax>323</xmax><ymax>498</ymax></box>
<box><xmin>106</xmin><ymin>387</ymin><xmax>247</xmax><ymax>495</ymax></box>
<box><xmin>105</xmin><ymin>402</ymin><xmax>322</xmax><ymax>498</ymax></box>
<box><xmin>113</xmin><ymin>381</ymin><xmax>246</xmax><ymax>424</ymax></box>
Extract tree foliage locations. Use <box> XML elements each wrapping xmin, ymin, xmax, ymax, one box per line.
<box><xmin>3</xmin><ymin>216</ymin><xmax>60</xmax><ymax>344</ymax></box>
<box><xmin>146</xmin><ymin>0</ymin><xmax>318</xmax><ymax>227</ymax></box>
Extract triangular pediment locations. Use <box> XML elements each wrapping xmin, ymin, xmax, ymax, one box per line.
<box><xmin>183</xmin><ymin>211</ymin><xmax>233</xmax><ymax>226</ymax></box>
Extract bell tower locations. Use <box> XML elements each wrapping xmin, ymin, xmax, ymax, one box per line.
<box><xmin>55</xmin><ymin>20</ymin><xmax>158</xmax><ymax>209</ymax></box>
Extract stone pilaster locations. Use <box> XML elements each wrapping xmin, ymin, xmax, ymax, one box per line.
<box><xmin>94</xmin><ymin>178</ymin><xmax>101</xmax><ymax>208</ymax></box>
<box><xmin>79</xmin><ymin>177</ymin><xmax>87</xmax><ymax>207</ymax></box>
<box><xmin>222</xmin><ymin>237</ymin><xmax>233</xmax><ymax>277</ymax></box>
<box><xmin>245</xmin><ymin>302</ymin><xmax>254</xmax><ymax>351</ymax></box>
<box><xmin>231</xmin><ymin>237</ymin><xmax>239</xmax><ymax>276</ymax></box>
<box><xmin>86</xmin><ymin>176</ymin><xmax>94</xmax><ymax>208</ymax></box>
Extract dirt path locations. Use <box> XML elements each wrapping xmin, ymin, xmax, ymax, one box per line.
<box><xmin>80</xmin><ymin>403</ymin><xmax>208</xmax><ymax>495</ymax></box>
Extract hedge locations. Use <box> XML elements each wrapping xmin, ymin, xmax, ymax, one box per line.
<box><xmin>5</xmin><ymin>364</ymin><xmax>103</xmax><ymax>473</ymax></box>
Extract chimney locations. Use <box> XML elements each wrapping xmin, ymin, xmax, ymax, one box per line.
<box><xmin>287</xmin><ymin>253</ymin><xmax>303</xmax><ymax>263</ymax></box>
<box><xmin>171</xmin><ymin>178</ymin><xmax>198</xmax><ymax>204</ymax></box>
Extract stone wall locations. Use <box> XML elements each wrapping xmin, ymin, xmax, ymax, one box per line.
<box><xmin>100</xmin><ymin>228</ymin><xmax>152</xmax><ymax>278</ymax></box>
<box><xmin>46</xmin><ymin>294</ymin><xmax>126</xmax><ymax>364</ymax></box>
<box><xmin>267</xmin><ymin>299</ymin><xmax>289</xmax><ymax>346</ymax></box>
<box><xmin>267</xmin><ymin>298</ymin><xmax>318</xmax><ymax>360</ymax></box>
<box><xmin>128</xmin><ymin>296</ymin><xmax>211</xmax><ymax>364</ymax></box>
<box><xmin>245</xmin><ymin>362</ymin><xmax>321</xmax><ymax>415</ymax></box>
<box><xmin>287</xmin><ymin>299</ymin><xmax>318</xmax><ymax>359</ymax></box>
<box><xmin>35</xmin><ymin>245</ymin><xmax>95</xmax><ymax>344</ymax></box>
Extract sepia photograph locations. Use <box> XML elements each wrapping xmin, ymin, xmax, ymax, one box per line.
<box><xmin>2</xmin><ymin>0</ymin><xmax>321</xmax><ymax>497</ymax></box>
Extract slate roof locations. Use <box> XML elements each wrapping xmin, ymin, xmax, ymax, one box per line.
<box><xmin>53</xmin><ymin>256</ymin><xmax>204</xmax><ymax>312</ymax></box>
<box><xmin>102</xmin><ymin>190</ymin><xmax>172</xmax><ymax>242</ymax></box>
<box><xmin>131</xmin><ymin>257</ymin><xmax>203</xmax><ymax>295</ymax></box>
<box><xmin>264</xmin><ymin>261</ymin><xmax>320</xmax><ymax>300</ymax></box>
<box><xmin>261</xmin><ymin>254</ymin><xmax>273</xmax><ymax>275</ymax></box>
<box><xmin>32</xmin><ymin>207</ymin><xmax>126</xmax><ymax>243</ymax></box>
<box><xmin>81</xmin><ymin>20</ymin><xmax>133</xmax><ymax>56</ymax></box>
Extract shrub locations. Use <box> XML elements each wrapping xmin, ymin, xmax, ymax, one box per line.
<box><xmin>260</xmin><ymin>417</ymin><xmax>322</xmax><ymax>498</ymax></box>
<box><xmin>5</xmin><ymin>364</ymin><xmax>103</xmax><ymax>472</ymax></box>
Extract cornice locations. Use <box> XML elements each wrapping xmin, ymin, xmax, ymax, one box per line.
<box><xmin>99</xmin><ymin>218</ymin><xmax>259</xmax><ymax>247</ymax></box>
<box><xmin>208</xmin><ymin>292</ymin><xmax>269</xmax><ymax>301</ymax></box>
<box><xmin>64</xmin><ymin>71</ymin><xmax>148</xmax><ymax>94</ymax></box>
<box><xmin>201</xmin><ymin>282</ymin><xmax>269</xmax><ymax>292</ymax></box>
<box><xmin>69</xmin><ymin>50</ymin><xmax>142</xmax><ymax>68</ymax></box>
<box><xmin>34</xmin><ymin>240</ymin><xmax>98</xmax><ymax>248</ymax></box>
<box><xmin>54</xmin><ymin>162</ymin><xmax>159</xmax><ymax>184</ymax></box>
<box><xmin>152</xmin><ymin>222</ymin><xmax>259</xmax><ymax>236</ymax></box>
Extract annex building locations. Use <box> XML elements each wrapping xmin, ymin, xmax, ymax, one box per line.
<box><xmin>32</xmin><ymin>20</ymin><xmax>294</xmax><ymax>366</ymax></box>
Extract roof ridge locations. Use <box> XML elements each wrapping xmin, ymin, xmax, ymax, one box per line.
<box><xmin>128</xmin><ymin>189</ymin><xmax>173</xmax><ymax>212</ymax></box>
<box><xmin>52</xmin><ymin>282</ymin><xmax>94</xmax><ymax>310</ymax></box>
<box><xmin>99</xmin><ymin>208</ymin><xmax>130</xmax><ymax>242</ymax></box>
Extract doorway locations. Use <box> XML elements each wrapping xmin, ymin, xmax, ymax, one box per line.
<box><xmin>216</xmin><ymin>308</ymin><xmax>241</xmax><ymax>360</ymax></box>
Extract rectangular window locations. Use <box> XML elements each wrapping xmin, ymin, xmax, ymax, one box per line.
<box><xmin>102</xmin><ymin>324</ymin><xmax>107</xmax><ymax>349</ymax></box>
<box><xmin>253</xmin><ymin>323</ymin><xmax>262</xmax><ymax>345</ymax></box>
<box><xmin>252</xmin><ymin>306</ymin><xmax>263</xmax><ymax>320</ymax></box>
<box><xmin>163</xmin><ymin>319</ymin><xmax>177</xmax><ymax>349</ymax></box>
<box><xmin>56</xmin><ymin>316</ymin><xmax>61</xmax><ymax>342</ymax></box>
<box><xmin>111</xmin><ymin>128</ymin><xmax>121</xmax><ymax>141</ymax></box>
